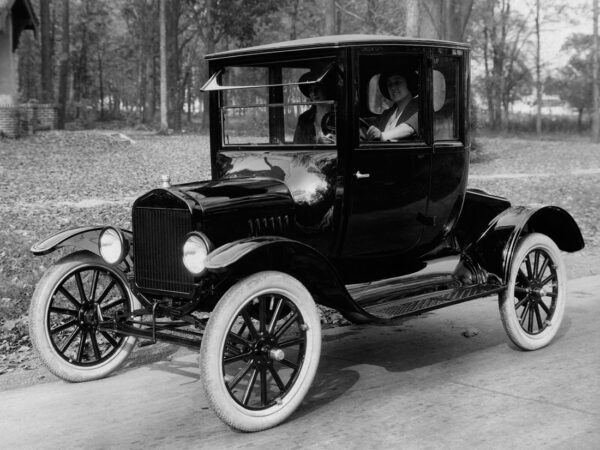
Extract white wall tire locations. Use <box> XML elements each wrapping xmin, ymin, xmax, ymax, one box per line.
<box><xmin>29</xmin><ymin>252</ymin><xmax>139</xmax><ymax>382</ymax></box>
<box><xmin>200</xmin><ymin>271</ymin><xmax>321</xmax><ymax>432</ymax></box>
<box><xmin>498</xmin><ymin>233</ymin><xmax>567</xmax><ymax>350</ymax></box>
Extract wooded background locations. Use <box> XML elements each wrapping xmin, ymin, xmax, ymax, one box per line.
<box><xmin>16</xmin><ymin>0</ymin><xmax>599</xmax><ymax>135</ymax></box>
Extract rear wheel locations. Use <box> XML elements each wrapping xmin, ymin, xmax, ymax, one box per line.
<box><xmin>29</xmin><ymin>252</ymin><xmax>138</xmax><ymax>382</ymax></box>
<box><xmin>499</xmin><ymin>233</ymin><xmax>566</xmax><ymax>350</ymax></box>
<box><xmin>200</xmin><ymin>271</ymin><xmax>321</xmax><ymax>432</ymax></box>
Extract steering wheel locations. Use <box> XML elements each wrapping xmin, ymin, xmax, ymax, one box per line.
<box><xmin>359</xmin><ymin>117</ymin><xmax>371</xmax><ymax>141</ymax></box>
<box><xmin>321</xmin><ymin>112</ymin><xmax>336</xmax><ymax>136</ymax></box>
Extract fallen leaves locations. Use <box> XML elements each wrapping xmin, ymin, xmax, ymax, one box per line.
<box><xmin>1</xmin><ymin>131</ymin><xmax>599</xmax><ymax>375</ymax></box>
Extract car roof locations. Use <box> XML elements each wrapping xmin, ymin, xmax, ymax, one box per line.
<box><xmin>205</xmin><ymin>34</ymin><xmax>470</xmax><ymax>60</ymax></box>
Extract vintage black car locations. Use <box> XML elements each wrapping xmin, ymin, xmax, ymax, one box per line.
<box><xmin>29</xmin><ymin>35</ymin><xmax>584</xmax><ymax>432</ymax></box>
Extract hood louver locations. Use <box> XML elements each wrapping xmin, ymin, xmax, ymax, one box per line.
<box><xmin>248</xmin><ymin>215</ymin><xmax>290</xmax><ymax>237</ymax></box>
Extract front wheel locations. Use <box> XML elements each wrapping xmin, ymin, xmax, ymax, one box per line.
<box><xmin>499</xmin><ymin>233</ymin><xmax>567</xmax><ymax>350</ymax></box>
<box><xmin>29</xmin><ymin>251</ymin><xmax>138</xmax><ymax>382</ymax></box>
<box><xmin>200</xmin><ymin>271</ymin><xmax>321</xmax><ymax>432</ymax></box>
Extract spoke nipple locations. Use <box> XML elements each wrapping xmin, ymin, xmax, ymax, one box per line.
<box><xmin>300</xmin><ymin>323</ymin><xmax>309</xmax><ymax>332</ymax></box>
<box><xmin>252</xmin><ymin>298</ymin><xmax>259</xmax><ymax>305</ymax></box>
<box><xmin>224</xmin><ymin>374</ymin><xmax>233</xmax><ymax>384</ymax></box>
<box><xmin>276</xmin><ymin>397</ymin><xmax>283</xmax><ymax>406</ymax></box>
<box><xmin>545</xmin><ymin>320</ymin><xmax>552</xmax><ymax>327</ymax></box>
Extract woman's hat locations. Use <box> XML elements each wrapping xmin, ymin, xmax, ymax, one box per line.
<box><xmin>298</xmin><ymin>70</ymin><xmax>336</xmax><ymax>98</ymax></box>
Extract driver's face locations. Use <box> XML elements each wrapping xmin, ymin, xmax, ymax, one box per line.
<box><xmin>386</xmin><ymin>75</ymin><xmax>411</xmax><ymax>103</ymax></box>
<box><xmin>308</xmin><ymin>84</ymin><xmax>326</xmax><ymax>101</ymax></box>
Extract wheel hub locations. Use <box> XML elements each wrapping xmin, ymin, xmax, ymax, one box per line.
<box><xmin>79</xmin><ymin>302</ymin><xmax>98</xmax><ymax>327</ymax></box>
<box><xmin>251</xmin><ymin>334</ymin><xmax>285</xmax><ymax>363</ymax></box>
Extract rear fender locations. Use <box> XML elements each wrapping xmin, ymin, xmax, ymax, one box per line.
<box><xmin>205</xmin><ymin>237</ymin><xmax>371</xmax><ymax>322</ymax></box>
<box><xmin>469</xmin><ymin>205</ymin><xmax>584</xmax><ymax>282</ymax></box>
<box><xmin>30</xmin><ymin>226</ymin><xmax>133</xmax><ymax>269</ymax></box>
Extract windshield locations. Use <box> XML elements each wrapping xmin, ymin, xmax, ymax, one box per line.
<box><xmin>209</xmin><ymin>58</ymin><xmax>339</xmax><ymax>147</ymax></box>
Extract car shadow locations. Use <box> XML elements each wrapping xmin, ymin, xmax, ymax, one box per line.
<box><xmin>292</xmin><ymin>303</ymin><xmax>573</xmax><ymax>421</ymax></box>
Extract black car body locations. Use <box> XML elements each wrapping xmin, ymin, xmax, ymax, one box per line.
<box><xmin>29</xmin><ymin>35</ymin><xmax>584</xmax><ymax>432</ymax></box>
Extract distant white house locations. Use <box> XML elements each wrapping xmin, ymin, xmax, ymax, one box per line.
<box><xmin>511</xmin><ymin>94</ymin><xmax>578</xmax><ymax>116</ymax></box>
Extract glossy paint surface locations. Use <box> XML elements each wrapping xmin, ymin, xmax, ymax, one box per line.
<box><xmin>471</xmin><ymin>204</ymin><xmax>585</xmax><ymax>281</ymax></box>
<box><xmin>215</xmin><ymin>150</ymin><xmax>339</xmax><ymax>255</ymax></box>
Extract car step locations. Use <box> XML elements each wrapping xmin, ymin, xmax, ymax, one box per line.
<box><xmin>362</xmin><ymin>284</ymin><xmax>506</xmax><ymax>320</ymax></box>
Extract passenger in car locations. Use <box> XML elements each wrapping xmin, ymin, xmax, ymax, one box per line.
<box><xmin>294</xmin><ymin>71</ymin><xmax>336</xmax><ymax>144</ymax></box>
<box><xmin>366</xmin><ymin>70</ymin><xmax>418</xmax><ymax>141</ymax></box>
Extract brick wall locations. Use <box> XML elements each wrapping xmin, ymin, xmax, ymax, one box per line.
<box><xmin>36</xmin><ymin>104</ymin><xmax>59</xmax><ymax>130</ymax></box>
<box><xmin>0</xmin><ymin>104</ymin><xmax>58</xmax><ymax>138</ymax></box>
<box><xmin>0</xmin><ymin>105</ymin><xmax>19</xmax><ymax>138</ymax></box>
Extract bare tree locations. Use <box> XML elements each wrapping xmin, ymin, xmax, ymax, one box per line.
<box><xmin>405</xmin><ymin>0</ymin><xmax>419</xmax><ymax>37</ymax></box>
<box><xmin>57</xmin><ymin>0</ymin><xmax>69</xmax><ymax>129</ymax></box>
<box><xmin>535</xmin><ymin>0</ymin><xmax>542</xmax><ymax>136</ymax></box>
<box><xmin>420</xmin><ymin>0</ymin><xmax>474</xmax><ymax>41</ymax></box>
<box><xmin>40</xmin><ymin>0</ymin><xmax>53</xmax><ymax>103</ymax></box>
<box><xmin>159</xmin><ymin>0</ymin><xmax>168</xmax><ymax>133</ymax></box>
<box><xmin>324</xmin><ymin>0</ymin><xmax>336</xmax><ymax>35</ymax></box>
<box><xmin>593</xmin><ymin>0</ymin><xmax>599</xmax><ymax>142</ymax></box>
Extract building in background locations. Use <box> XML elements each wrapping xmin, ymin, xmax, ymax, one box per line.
<box><xmin>0</xmin><ymin>0</ymin><xmax>48</xmax><ymax>137</ymax></box>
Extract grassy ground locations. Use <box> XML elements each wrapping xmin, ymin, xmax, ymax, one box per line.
<box><xmin>1</xmin><ymin>131</ymin><xmax>599</xmax><ymax>382</ymax></box>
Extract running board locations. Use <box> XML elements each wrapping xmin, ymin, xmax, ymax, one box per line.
<box><xmin>362</xmin><ymin>284</ymin><xmax>506</xmax><ymax>320</ymax></box>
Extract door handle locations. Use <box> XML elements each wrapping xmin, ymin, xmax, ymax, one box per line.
<box><xmin>354</xmin><ymin>171</ymin><xmax>370</xmax><ymax>179</ymax></box>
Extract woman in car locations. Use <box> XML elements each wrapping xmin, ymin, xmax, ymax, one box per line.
<box><xmin>293</xmin><ymin>71</ymin><xmax>336</xmax><ymax>144</ymax></box>
<box><xmin>366</xmin><ymin>70</ymin><xmax>418</xmax><ymax>141</ymax></box>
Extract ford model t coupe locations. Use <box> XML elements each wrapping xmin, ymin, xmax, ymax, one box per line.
<box><xmin>29</xmin><ymin>36</ymin><xmax>584</xmax><ymax>431</ymax></box>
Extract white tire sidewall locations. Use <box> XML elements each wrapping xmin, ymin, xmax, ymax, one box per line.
<box><xmin>499</xmin><ymin>233</ymin><xmax>566</xmax><ymax>350</ymax></box>
<box><xmin>200</xmin><ymin>271</ymin><xmax>321</xmax><ymax>431</ymax></box>
<box><xmin>29</xmin><ymin>252</ymin><xmax>138</xmax><ymax>382</ymax></box>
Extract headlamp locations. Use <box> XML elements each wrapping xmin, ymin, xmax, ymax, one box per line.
<box><xmin>99</xmin><ymin>227</ymin><xmax>127</xmax><ymax>265</ymax></box>
<box><xmin>182</xmin><ymin>232</ymin><xmax>211</xmax><ymax>275</ymax></box>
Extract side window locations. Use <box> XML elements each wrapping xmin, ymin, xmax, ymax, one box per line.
<box><xmin>359</xmin><ymin>54</ymin><xmax>421</xmax><ymax>144</ymax></box>
<box><xmin>433</xmin><ymin>56</ymin><xmax>460</xmax><ymax>141</ymax></box>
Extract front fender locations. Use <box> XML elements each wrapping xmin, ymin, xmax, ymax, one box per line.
<box><xmin>469</xmin><ymin>205</ymin><xmax>584</xmax><ymax>282</ymax></box>
<box><xmin>205</xmin><ymin>236</ymin><xmax>371</xmax><ymax>322</ymax></box>
<box><xmin>31</xmin><ymin>226</ymin><xmax>133</xmax><ymax>268</ymax></box>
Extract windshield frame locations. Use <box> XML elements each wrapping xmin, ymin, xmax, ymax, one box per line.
<box><xmin>207</xmin><ymin>52</ymin><xmax>345</xmax><ymax>151</ymax></box>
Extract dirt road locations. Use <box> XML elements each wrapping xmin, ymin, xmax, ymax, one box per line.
<box><xmin>1</xmin><ymin>276</ymin><xmax>599</xmax><ymax>449</ymax></box>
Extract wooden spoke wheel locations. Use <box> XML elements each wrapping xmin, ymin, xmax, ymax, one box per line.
<box><xmin>499</xmin><ymin>233</ymin><xmax>566</xmax><ymax>350</ymax></box>
<box><xmin>200</xmin><ymin>271</ymin><xmax>321</xmax><ymax>432</ymax></box>
<box><xmin>29</xmin><ymin>252</ymin><xmax>138</xmax><ymax>381</ymax></box>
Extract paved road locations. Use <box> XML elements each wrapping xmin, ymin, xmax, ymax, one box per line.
<box><xmin>2</xmin><ymin>277</ymin><xmax>599</xmax><ymax>449</ymax></box>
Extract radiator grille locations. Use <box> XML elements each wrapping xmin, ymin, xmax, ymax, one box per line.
<box><xmin>133</xmin><ymin>207</ymin><xmax>194</xmax><ymax>295</ymax></box>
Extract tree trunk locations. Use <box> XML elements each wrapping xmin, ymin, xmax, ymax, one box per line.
<box><xmin>445</xmin><ymin>0</ymin><xmax>474</xmax><ymax>42</ymax></box>
<box><xmin>57</xmin><ymin>0</ymin><xmax>69</xmax><ymax>129</ymax></box>
<box><xmin>202</xmin><ymin>0</ymin><xmax>215</xmax><ymax>131</ymax></box>
<box><xmin>535</xmin><ymin>0</ymin><xmax>542</xmax><ymax>136</ymax></box>
<box><xmin>98</xmin><ymin>52</ymin><xmax>104</xmax><ymax>120</ymax></box>
<box><xmin>289</xmin><ymin>0</ymin><xmax>299</xmax><ymax>40</ymax></box>
<box><xmin>138</xmin><ymin>48</ymin><xmax>147</xmax><ymax>123</ymax></box>
<box><xmin>324</xmin><ymin>0</ymin><xmax>336</xmax><ymax>35</ymax></box>
<box><xmin>40</xmin><ymin>0</ymin><xmax>53</xmax><ymax>103</ymax></box>
<box><xmin>159</xmin><ymin>0</ymin><xmax>168</xmax><ymax>133</ymax></box>
<box><xmin>366</xmin><ymin>0</ymin><xmax>377</xmax><ymax>34</ymax></box>
<box><xmin>405</xmin><ymin>0</ymin><xmax>419</xmax><ymax>37</ymax></box>
<box><xmin>592</xmin><ymin>0</ymin><xmax>599</xmax><ymax>142</ymax></box>
<box><xmin>166</xmin><ymin>0</ymin><xmax>181</xmax><ymax>131</ymax></box>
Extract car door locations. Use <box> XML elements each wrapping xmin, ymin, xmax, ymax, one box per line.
<box><xmin>420</xmin><ymin>51</ymin><xmax>469</xmax><ymax>246</ymax></box>
<box><xmin>341</xmin><ymin>50</ymin><xmax>432</xmax><ymax>273</ymax></box>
